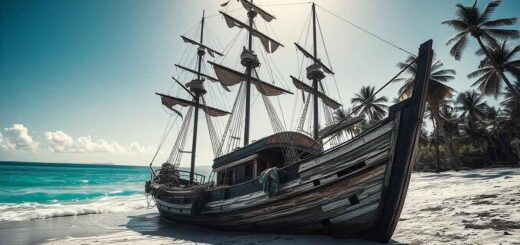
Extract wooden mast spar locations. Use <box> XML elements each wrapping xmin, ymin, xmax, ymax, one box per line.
<box><xmin>244</xmin><ymin>0</ymin><xmax>256</xmax><ymax>146</ymax></box>
<box><xmin>158</xmin><ymin>10</ymin><xmax>230</xmax><ymax>185</ymax></box>
<box><xmin>312</xmin><ymin>2</ymin><xmax>319</xmax><ymax>141</ymax></box>
<box><xmin>189</xmin><ymin>10</ymin><xmax>205</xmax><ymax>185</ymax></box>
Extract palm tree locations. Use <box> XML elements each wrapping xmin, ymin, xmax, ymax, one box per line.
<box><xmin>351</xmin><ymin>86</ymin><xmax>388</xmax><ymax>123</ymax></box>
<box><xmin>424</xmin><ymin>105</ymin><xmax>443</xmax><ymax>172</ymax></box>
<box><xmin>456</xmin><ymin>90</ymin><xmax>490</xmax><ymax>152</ymax></box>
<box><xmin>333</xmin><ymin>108</ymin><xmax>361</xmax><ymax>137</ymax></box>
<box><xmin>501</xmin><ymin>81</ymin><xmax>520</xmax><ymax>119</ymax></box>
<box><xmin>443</xmin><ymin>0</ymin><xmax>520</xmax><ymax>98</ymax></box>
<box><xmin>483</xmin><ymin>106</ymin><xmax>501</xmax><ymax>162</ymax></box>
<box><xmin>468</xmin><ymin>41</ymin><xmax>520</xmax><ymax>97</ymax></box>
<box><xmin>395</xmin><ymin>54</ymin><xmax>459</xmax><ymax>170</ymax></box>
<box><xmin>456</xmin><ymin>90</ymin><xmax>489</xmax><ymax>130</ymax></box>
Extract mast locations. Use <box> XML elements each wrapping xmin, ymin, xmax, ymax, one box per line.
<box><xmin>211</xmin><ymin>0</ymin><xmax>286</xmax><ymax>152</ymax></box>
<box><xmin>244</xmin><ymin>0</ymin><xmax>256</xmax><ymax>146</ymax></box>
<box><xmin>189</xmin><ymin>10</ymin><xmax>205</xmax><ymax>185</ymax></box>
<box><xmin>311</xmin><ymin>2</ymin><xmax>319</xmax><ymax>140</ymax></box>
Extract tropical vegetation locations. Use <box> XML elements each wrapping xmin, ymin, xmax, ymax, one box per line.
<box><xmin>337</xmin><ymin>0</ymin><xmax>520</xmax><ymax>172</ymax></box>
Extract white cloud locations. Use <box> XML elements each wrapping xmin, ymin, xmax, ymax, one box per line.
<box><xmin>44</xmin><ymin>131</ymin><xmax>74</xmax><ymax>153</ymax></box>
<box><xmin>0</xmin><ymin>124</ymin><xmax>38</xmax><ymax>151</ymax></box>
<box><xmin>45</xmin><ymin>130</ymin><xmax>152</xmax><ymax>154</ymax></box>
<box><xmin>128</xmin><ymin>142</ymin><xmax>152</xmax><ymax>153</ymax></box>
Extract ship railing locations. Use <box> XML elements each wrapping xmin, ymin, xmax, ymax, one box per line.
<box><xmin>151</xmin><ymin>168</ymin><xmax>206</xmax><ymax>186</ymax></box>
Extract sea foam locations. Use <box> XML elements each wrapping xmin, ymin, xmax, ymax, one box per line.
<box><xmin>0</xmin><ymin>194</ymin><xmax>149</xmax><ymax>222</ymax></box>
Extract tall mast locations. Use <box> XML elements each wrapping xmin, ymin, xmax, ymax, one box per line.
<box><xmin>311</xmin><ymin>2</ymin><xmax>319</xmax><ymax>140</ymax></box>
<box><xmin>291</xmin><ymin>3</ymin><xmax>337</xmax><ymax>142</ymax></box>
<box><xmin>189</xmin><ymin>10</ymin><xmax>205</xmax><ymax>185</ymax></box>
<box><xmin>212</xmin><ymin>0</ymin><xmax>286</xmax><ymax>150</ymax></box>
<box><xmin>244</xmin><ymin>0</ymin><xmax>256</xmax><ymax>146</ymax></box>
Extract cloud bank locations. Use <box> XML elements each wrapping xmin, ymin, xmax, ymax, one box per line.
<box><xmin>45</xmin><ymin>131</ymin><xmax>152</xmax><ymax>154</ymax></box>
<box><xmin>0</xmin><ymin>124</ymin><xmax>151</xmax><ymax>155</ymax></box>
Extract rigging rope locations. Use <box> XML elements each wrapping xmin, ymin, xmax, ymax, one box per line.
<box><xmin>149</xmin><ymin>114</ymin><xmax>180</xmax><ymax>173</ymax></box>
<box><xmin>217</xmin><ymin>82</ymin><xmax>246</xmax><ymax>156</ymax></box>
<box><xmin>315</xmin><ymin>4</ymin><xmax>416</xmax><ymax>57</ymax></box>
<box><xmin>315</xmin><ymin>10</ymin><xmax>343</xmax><ymax>104</ymax></box>
<box><xmin>168</xmin><ymin>106</ymin><xmax>194</xmax><ymax>165</ymax></box>
<box><xmin>202</xmin><ymin>97</ymin><xmax>223</xmax><ymax>156</ymax></box>
<box><xmin>297</xmin><ymin>94</ymin><xmax>311</xmax><ymax>132</ymax></box>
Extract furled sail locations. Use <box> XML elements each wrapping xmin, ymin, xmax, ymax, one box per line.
<box><xmin>157</xmin><ymin>93</ymin><xmax>230</xmax><ymax>117</ymax></box>
<box><xmin>209</xmin><ymin>61</ymin><xmax>292</xmax><ymax>96</ymax></box>
<box><xmin>318</xmin><ymin>116</ymin><xmax>364</xmax><ymax>139</ymax></box>
<box><xmin>290</xmin><ymin>76</ymin><xmax>341</xmax><ymax>109</ymax></box>
<box><xmin>294</xmin><ymin>43</ymin><xmax>334</xmax><ymax>75</ymax></box>
<box><xmin>220</xmin><ymin>11</ymin><xmax>283</xmax><ymax>53</ymax></box>
<box><xmin>239</xmin><ymin>0</ymin><xmax>275</xmax><ymax>22</ymax></box>
<box><xmin>181</xmin><ymin>36</ymin><xmax>223</xmax><ymax>57</ymax></box>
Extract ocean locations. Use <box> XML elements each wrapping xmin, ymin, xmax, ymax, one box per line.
<box><xmin>0</xmin><ymin>161</ymin><xmax>211</xmax><ymax>223</ymax></box>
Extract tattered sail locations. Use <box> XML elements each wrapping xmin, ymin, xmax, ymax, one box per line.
<box><xmin>290</xmin><ymin>76</ymin><xmax>341</xmax><ymax>109</ymax></box>
<box><xmin>157</xmin><ymin>93</ymin><xmax>229</xmax><ymax>117</ymax></box>
<box><xmin>210</xmin><ymin>61</ymin><xmax>292</xmax><ymax>96</ymax></box>
<box><xmin>239</xmin><ymin>0</ymin><xmax>275</xmax><ymax>22</ymax></box>
<box><xmin>294</xmin><ymin>43</ymin><xmax>334</xmax><ymax>74</ymax></box>
<box><xmin>220</xmin><ymin>11</ymin><xmax>283</xmax><ymax>53</ymax></box>
<box><xmin>181</xmin><ymin>36</ymin><xmax>223</xmax><ymax>58</ymax></box>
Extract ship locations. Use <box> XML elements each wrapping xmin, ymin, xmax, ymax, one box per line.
<box><xmin>145</xmin><ymin>1</ymin><xmax>433</xmax><ymax>242</ymax></box>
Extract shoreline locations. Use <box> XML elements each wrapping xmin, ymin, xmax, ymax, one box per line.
<box><xmin>1</xmin><ymin>167</ymin><xmax>518</xmax><ymax>244</ymax></box>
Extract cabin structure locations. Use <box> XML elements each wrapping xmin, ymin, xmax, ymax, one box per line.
<box><xmin>213</xmin><ymin>132</ymin><xmax>322</xmax><ymax>185</ymax></box>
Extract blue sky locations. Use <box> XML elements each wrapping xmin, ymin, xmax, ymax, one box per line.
<box><xmin>1</xmin><ymin>0</ymin><xmax>519</xmax><ymax>166</ymax></box>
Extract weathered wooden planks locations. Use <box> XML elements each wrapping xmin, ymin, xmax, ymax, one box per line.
<box><xmin>157</xmin><ymin>163</ymin><xmax>386</xmax><ymax>231</ymax></box>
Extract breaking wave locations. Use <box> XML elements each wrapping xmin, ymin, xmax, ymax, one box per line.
<box><xmin>0</xmin><ymin>194</ymin><xmax>149</xmax><ymax>222</ymax></box>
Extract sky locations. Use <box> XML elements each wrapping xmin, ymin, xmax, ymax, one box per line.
<box><xmin>1</xmin><ymin>0</ymin><xmax>519</xmax><ymax>166</ymax></box>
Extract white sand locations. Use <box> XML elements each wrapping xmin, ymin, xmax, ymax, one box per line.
<box><xmin>43</xmin><ymin>168</ymin><xmax>520</xmax><ymax>245</ymax></box>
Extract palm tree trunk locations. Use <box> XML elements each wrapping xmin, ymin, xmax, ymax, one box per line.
<box><xmin>487</xmin><ymin>135</ymin><xmax>499</xmax><ymax>164</ymax></box>
<box><xmin>475</xmin><ymin>37</ymin><xmax>520</xmax><ymax>99</ymax></box>
<box><xmin>431</xmin><ymin>109</ymin><xmax>461</xmax><ymax>171</ymax></box>
<box><xmin>432</xmin><ymin>117</ymin><xmax>442</xmax><ymax>172</ymax></box>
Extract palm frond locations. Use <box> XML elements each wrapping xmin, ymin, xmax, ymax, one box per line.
<box><xmin>449</xmin><ymin>35</ymin><xmax>468</xmax><ymax>60</ymax></box>
<box><xmin>468</xmin><ymin>67</ymin><xmax>493</xmax><ymax>79</ymax></box>
<box><xmin>431</xmin><ymin>69</ymin><xmax>456</xmax><ymax>76</ymax></box>
<box><xmin>479</xmin><ymin>72</ymin><xmax>501</xmax><ymax>98</ymax></box>
<box><xmin>505</xmin><ymin>45</ymin><xmax>520</xmax><ymax>61</ymax></box>
<box><xmin>442</xmin><ymin>19</ymin><xmax>469</xmax><ymax>32</ymax></box>
<box><xmin>446</xmin><ymin>31</ymin><xmax>469</xmax><ymax>46</ymax></box>
<box><xmin>482</xmin><ymin>17</ymin><xmax>517</xmax><ymax>27</ymax></box>
<box><xmin>431</xmin><ymin>75</ymin><xmax>456</xmax><ymax>83</ymax></box>
<box><xmin>484</xmin><ymin>28</ymin><xmax>520</xmax><ymax>40</ymax></box>
<box><xmin>479</xmin><ymin>0</ymin><xmax>501</xmax><ymax>23</ymax></box>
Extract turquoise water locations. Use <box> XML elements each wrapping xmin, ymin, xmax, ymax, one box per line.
<box><xmin>0</xmin><ymin>161</ymin><xmax>212</xmax><ymax>222</ymax></box>
<box><xmin>0</xmin><ymin>161</ymin><xmax>212</xmax><ymax>204</ymax></box>
<box><xmin>0</xmin><ymin>161</ymin><xmax>150</xmax><ymax>204</ymax></box>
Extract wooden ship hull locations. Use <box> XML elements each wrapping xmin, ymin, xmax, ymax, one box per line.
<box><xmin>149</xmin><ymin>41</ymin><xmax>433</xmax><ymax>243</ymax></box>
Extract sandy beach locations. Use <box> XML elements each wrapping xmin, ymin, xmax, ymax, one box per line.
<box><xmin>0</xmin><ymin>167</ymin><xmax>517</xmax><ymax>245</ymax></box>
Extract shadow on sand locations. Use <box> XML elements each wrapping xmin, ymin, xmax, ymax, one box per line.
<box><xmin>125</xmin><ymin>212</ymin><xmax>401</xmax><ymax>245</ymax></box>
